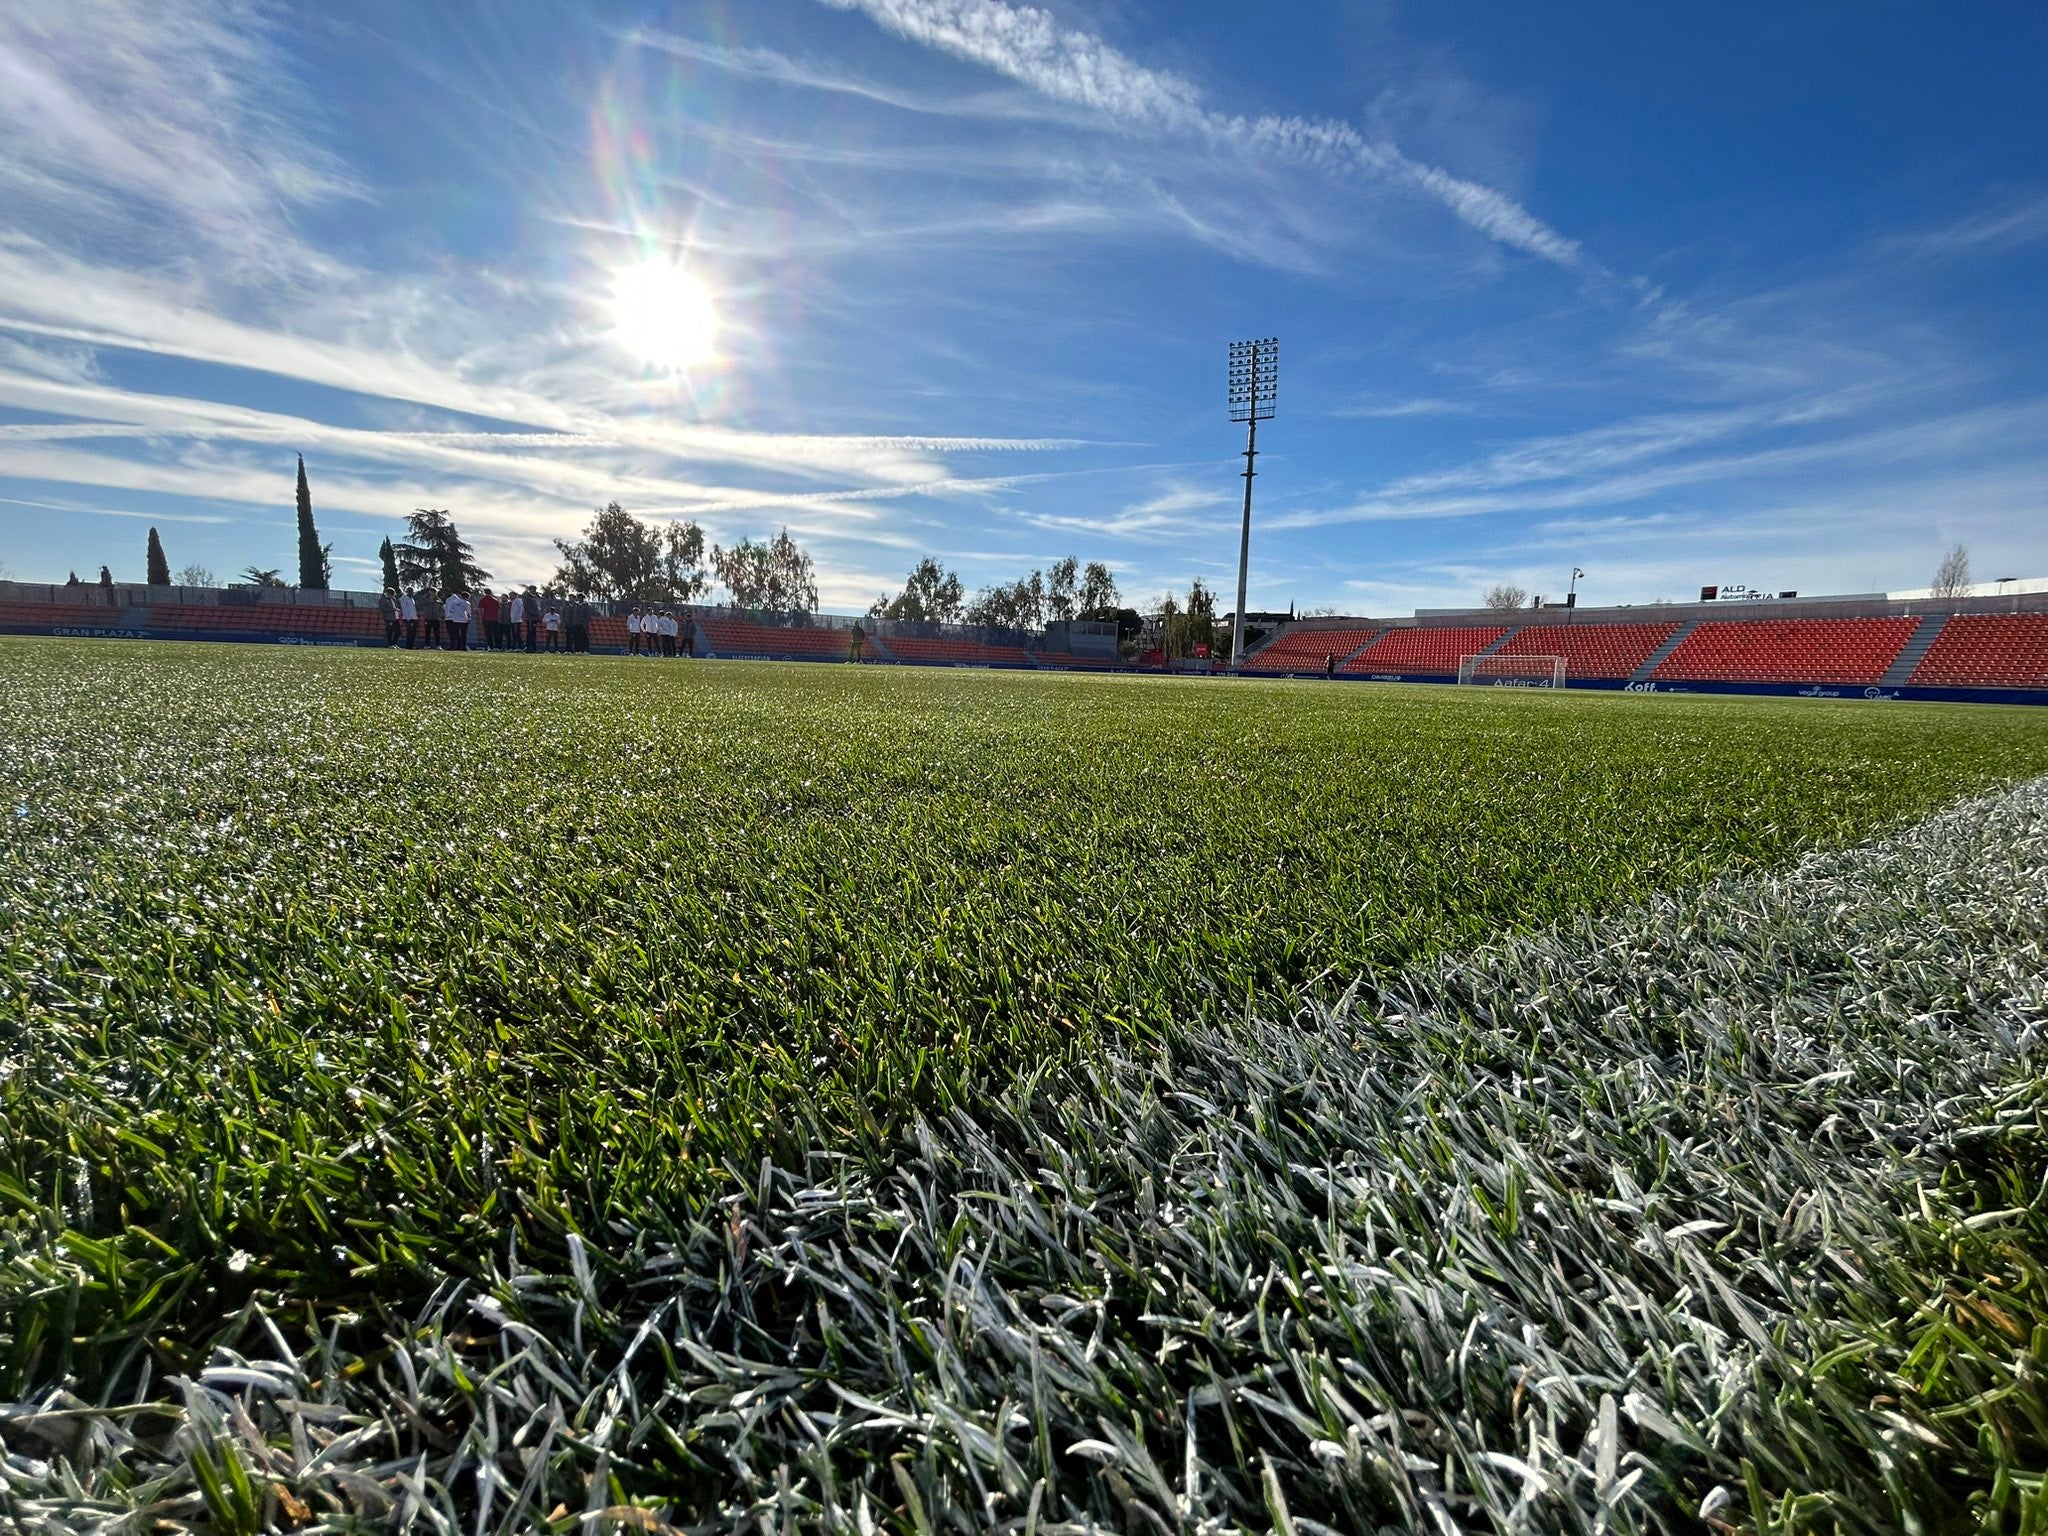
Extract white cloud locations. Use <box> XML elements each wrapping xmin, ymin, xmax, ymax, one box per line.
<box><xmin>817</xmin><ymin>0</ymin><xmax>1582</xmax><ymax>266</ymax></box>
<box><xmin>0</xmin><ymin>244</ymin><xmax>1083</xmax><ymax>486</ymax></box>
<box><xmin>0</xmin><ymin>0</ymin><xmax>355</xmax><ymax>276</ymax></box>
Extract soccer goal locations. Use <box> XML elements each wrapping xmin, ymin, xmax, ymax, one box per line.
<box><xmin>1458</xmin><ymin>654</ymin><xmax>1566</xmax><ymax>687</ymax></box>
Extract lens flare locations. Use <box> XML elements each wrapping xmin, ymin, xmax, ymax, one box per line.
<box><xmin>610</xmin><ymin>255</ymin><xmax>719</xmax><ymax>371</ymax></box>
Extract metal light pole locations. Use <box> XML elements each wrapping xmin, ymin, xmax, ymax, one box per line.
<box><xmin>1567</xmin><ymin>566</ymin><xmax>1584</xmax><ymax>624</ymax></box>
<box><xmin>1228</xmin><ymin>338</ymin><xmax>1278</xmax><ymax>670</ymax></box>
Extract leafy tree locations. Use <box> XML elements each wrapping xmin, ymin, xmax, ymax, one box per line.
<box><xmin>1931</xmin><ymin>543</ymin><xmax>1971</xmax><ymax>601</ymax></box>
<box><xmin>659</xmin><ymin>520</ymin><xmax>710</xmax><ymax>603</ymax></box>
<box><xmin>552</xmin><ymin>502</ymin><xmax>710</xmax><ymax>602</ymax></box>
<box><xmin>1484</xmin><ymin>583</ymin><xmax>1528</xmax><ymax>611</ymax></box>
<box><xmin>870</xmin><ymin>557</ymin><xmax>966</xmax><ymax>624</ymax></box>
<box><xmin>146</xmin><ymin>527</ymin><xmax>171</xmax><ymax>585</ymax></box>
<box><xmin>963</xmin><ymin>571</ymin><xmax>1048</xmax><ymax>630</ymax></box>
<box><xmin>1077</xmin><ymin>561</ymin><xmax>1119</xmax><ymax>614</ymax></box>
<box><xmin>239</xmin><ymin>566</ymin><xmax>288</xmax><ymax>587</ymax></box>
<box><xmin>295</xmin><ymin>456</ymin><xmax>327</xmax><ymax>590</ymax></box>
<box><xmin>1047</xmin><ymin>557</ymin><xmax>1078</xmax><ymax>622</ymax></box>
<box><xmin>176</xmin><ymin>563</ymin><xmax>215</xmax><ymax>587</ymax></box>
<box><xmin>98</xmin><ymin>565</ymin><xmax>114</xmax><ymax>588</ymax></box>
<box><xmin>379</xmin><ymin>538</ymin><xmax>400</xmax><ymax>593</ymax></box>
<box><xmin>396</xmin><ymin>509</ymin><xmax>490</xmax><ymax>592</ymax></box>
<box><xmin>713</xmin><ymin>528</ymin><xmax>817</xmax><ymax>613</ymax></box>
<box><xmin>1175</xmin><ymin>579</ymin><xmax>1219</xmax><ymax>660</ymax></box>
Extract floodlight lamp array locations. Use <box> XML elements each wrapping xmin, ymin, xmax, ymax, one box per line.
<box><xmin>1227</xmin><ymin>337</ymin><xmax>1279</xmax><ymax>422</ymax></box>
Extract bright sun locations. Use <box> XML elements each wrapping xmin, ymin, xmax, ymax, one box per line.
<box><xmin>610</xmin><ymin>255</ymin><xmax>719</xmax><ymax>371</ymax></box>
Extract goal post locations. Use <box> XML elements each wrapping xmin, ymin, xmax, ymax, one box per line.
<box><xmin>1458</xmin><ymin>654</ymin><xmax>1566</xmax><ymax>688</ymax></box>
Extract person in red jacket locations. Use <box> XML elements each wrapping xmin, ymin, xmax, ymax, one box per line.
<box><xmin>477</xmin><ymin>589</ymin><xmax>502</xmax><ymax>650</ymax></box>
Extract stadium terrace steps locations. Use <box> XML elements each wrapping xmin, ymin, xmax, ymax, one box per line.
<box><xmin>1650</xmin><ymin>616</ymin><xmax>1918</xmax><ymax>686</ymax></box>
<box><xmin>1473</xmin><ymin>628</ymin><xmax>1520</xmax><ymax>659</ymax></box>
<box><xmin>1335</xmin><ymin>630</ymin><xmax>1386</xmax><ymax>670</ymax></box>
<box><xmin>1630</xmin><ymin>621</ymin><xmax>1697</xmax><ymax>682</ymax></box>
<box><xmin>1342</xmin><ymin>625</ymin><xmax>1510</xmax><ymax>676</ymax></box>
<box><xmin>1493</xmin><ymin>620</ymin><xmax>1683</xmax><ymax>680</ymax></box>
<box><xmin>1881</xmin><ymin>616</ymin><xmax>1943</xmax><ymax>687</ymax></box>
<box><xmin>1242</xmin><ymin>626</ymin><xmax>1382</xmax><ymax>673</ymax></box>
<box><xmin>1908</xmin><ymin>613</ymin><xmax>2048</xmax><ymax>689</ymax></box>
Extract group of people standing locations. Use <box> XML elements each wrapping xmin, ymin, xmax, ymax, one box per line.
<box><xmin>377</xmin><ymin>587</ymin><xmax>602</xmax><ymax>653</ymax></box>
<box><xmin>625</xmin><ymin>608</ymin><xmax>698</xmax><ymax>657</ymax></box>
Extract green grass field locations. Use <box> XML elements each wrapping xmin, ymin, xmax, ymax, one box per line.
<box><xmin>4</xmin><ymin>639</ymin><xmax>2048</xmax><ymax>1532</ymax></box>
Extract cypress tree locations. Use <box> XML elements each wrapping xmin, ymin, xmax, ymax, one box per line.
<box><xmin>146</xmin><ymin>527</ymin><xmax>171</xmax><ymax>585</ymax></box>
<box><xmin>379</xmin><ymin>537</ymin><xmax>400</xmax><ymax>592</ymax></box>
<box><xmin>295</xmin><ymin>455</ymin><xmax>327</xmax><ymax>590</ymax></box>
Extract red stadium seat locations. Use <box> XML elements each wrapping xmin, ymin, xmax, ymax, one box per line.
<box><xmin>1244</xmin><ymin>627</ymin><xmax>1380</xmax><ymax>672</ymax></box>
<box><xmin>883</xmin><ymin>636</ymin><xmax>1033</xmax><ymax>666</ymax></box>
<box><xmin>698</xmin><ymin>614</ymin><xmax>847</xmax><ymax>658</ymax></box>
<box><xmin>1343</xmin><ymin>626</ymin><xmax>1509</xmax><ymax>675</ymax></box>
<box><xmin>1492</xmin><ymin>621</ymin><xmax>1680</xmax><ymax>679</ymax></box>
<box><xmin>1908</xmin><ymin>615</ymin><xmax>2048</xmax><ymax>689</ymax></box>
<box><xmin>1651</xmin><ymin>618</ymin><xmax>1916</xmax><ymax>685</ymax></box>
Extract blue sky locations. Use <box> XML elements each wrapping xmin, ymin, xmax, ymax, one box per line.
<box><xmin>1</xmin><ymin>0</ymin><xmax>2044</xmax><ymax>612</ymax></box>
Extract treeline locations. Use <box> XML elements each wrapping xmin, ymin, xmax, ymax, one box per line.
<box><xmin>868</xmin><ymin>556</ymin><xmax>1120</xmax><ymax>628</ymax></box>
<box><xmin>70</xmin><ymin>460</ymin><xmax>1145</xmax><ymax>631</ymax></box>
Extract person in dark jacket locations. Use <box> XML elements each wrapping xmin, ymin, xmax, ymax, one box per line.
<box><xmin>379</xmin><ymin>589</ymin><xmax>399</xmax><ymax>646</ymax></box>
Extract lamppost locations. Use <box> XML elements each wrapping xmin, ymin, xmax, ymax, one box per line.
<box><xmin>1567</xmin><ymin>566</ymin><xmax>1585</xmax><ymax>624</ymax></box>
<box><xmin>1228</xmin><ymin>337</ymin><xmax>1278</xmax><ymax>671</ymax></box>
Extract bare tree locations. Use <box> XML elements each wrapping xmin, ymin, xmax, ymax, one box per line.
<box><xmin>176</xmin><ymin>563</ymin><xmax>216</xmax><ymax>587</ymax></box>
<box><xmin>1931</xmin><ymin>543</ymin><xmax>1971</xmax><ymax>601</ymax></box>
<box><xmin>1484</xmin><ymin>583</ymin><xmax>1528</xmax><ymax>611</ymax></box>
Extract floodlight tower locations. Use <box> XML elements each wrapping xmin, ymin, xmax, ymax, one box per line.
<box><xmin>1228</xmin><ymin>337</ymin><xmax>1278</xmax><ymax>671</ymax></box>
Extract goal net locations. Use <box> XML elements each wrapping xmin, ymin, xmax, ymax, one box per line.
<box><xmin>1458</xmin><ymin>654</ymin><xmax>1566</xmax><ymax>687</ymax></box>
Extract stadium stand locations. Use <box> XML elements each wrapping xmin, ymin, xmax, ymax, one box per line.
<box><xmin>1243</xmin><ymin>627</ymin><xmax>1381</xmax><ymax>672</ymax></box>
<box><xmin>1493</xmin><ymin>621</ymin><xmax>1681</xmax><ymax>679</ymax></box>
<box><xmin>0</xmin><ymin>601</ymin><xmax>140</xmax><ymax>629</ymax></box>
<box><xmin>1651</xmin><ymin>617</ymin><xmax>1918</xmax><ymax>685</ymax></box>
<box><xmin>7</xmin><ymin>584</ymin><xmax>2046</xmax><ymax>697</ymax></box>
<box><xmin>1343</xmin><ymin>625</ymin><xmax>1509</xmax><ymax>675</ymax></box>
<box><xmin>149</xmin><ymin>605</ymin><xmax>383</xmax><ymax>640</ymax></box>
<box><xmin>1908</xmin><ymin>614</ymin><xmax>2048</xmax><ymax>689</ymax></box>
<box><xmin>884</xmin><ymin>636</ymin><xmax>1034</xmax><ymax>666</ymax></box>
<box><xmin>696</xmin><ymin>612</ymin><xmax>846</xmax><ymax>659</ymax></box>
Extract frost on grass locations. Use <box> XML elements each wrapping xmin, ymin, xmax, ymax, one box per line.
<box><xmin>5</xmin><ymin>776</ymin><xmax>2048</xmax><ymax>1534</ymax></box>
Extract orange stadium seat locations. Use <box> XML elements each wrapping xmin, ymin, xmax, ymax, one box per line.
<box><xmin>1908</xmin><ymin>614</ymin><xmax>2048</xmax><ymax>689</ymax></box>
<box><xmin>1244</xmin><ymin>627</ymin><xmax>1380</xmax><ymax>672</ymax></box>
<box><xmin>1492</xmin><ymin>621</ymin><xmax>1680</xmax><ymax>679</ymax></box>
<box><xmin>698</xmin><ymin>614</ymin><xmax>847</xmax><ymax>658</ymax></box>
<box><xmin>883</xmin><ymin>636</ymin><xmax>1033</xmax><ymax>666</ymax></box>
<box><xmin>0</xmin><ymin>601</ymin><xmax>138</xmax><ymax>629</ymax></box>
<box><xmin>1651</xmin><ymin>618</ymin><xmax>1917</xmax><ymax>685</ymax></box>
<box><xmin>1342</xmin><ymin>626</ymin><xmax>1509</xmax><ymax>675</ymax></box>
